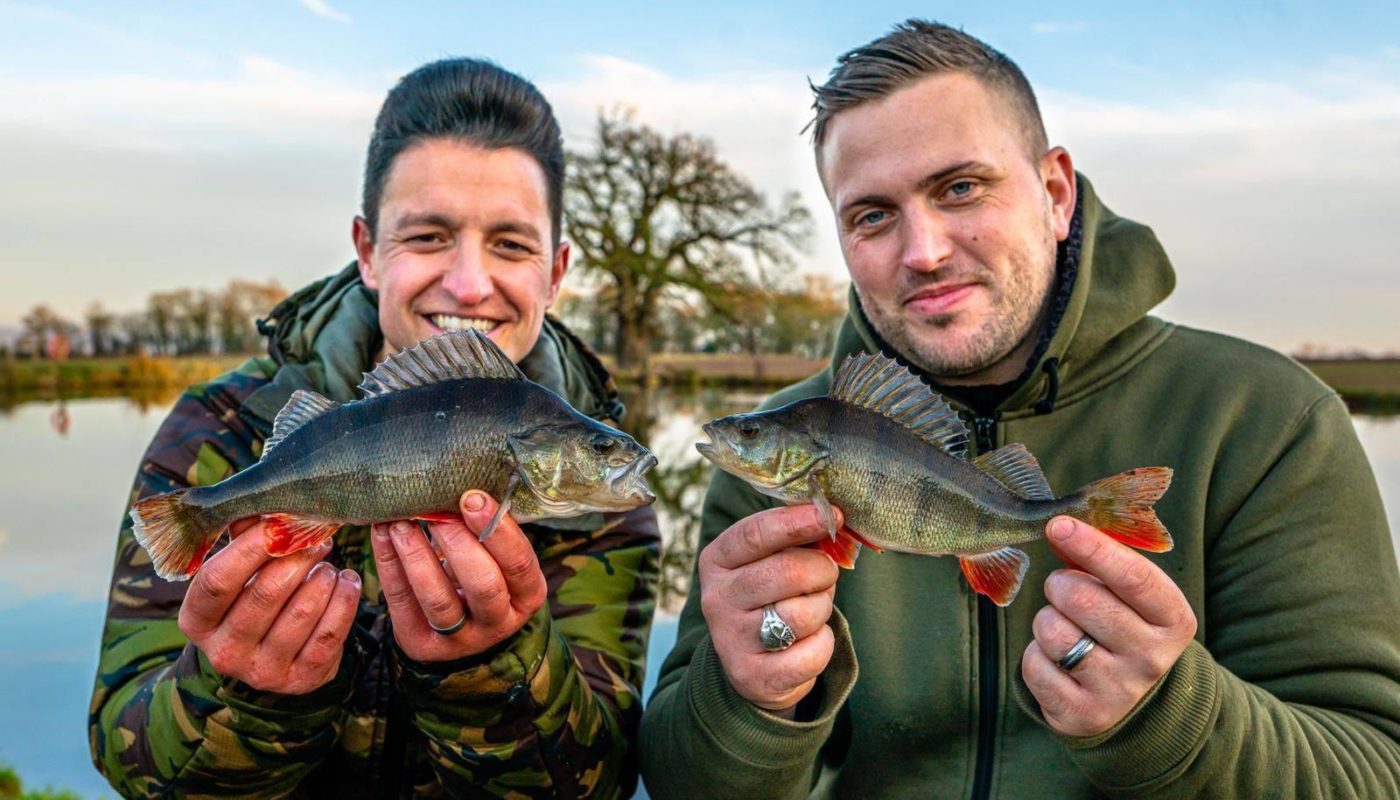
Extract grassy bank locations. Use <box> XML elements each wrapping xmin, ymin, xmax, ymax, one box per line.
<box><xmin>0</xmin><ymin>355</ymin><xmax>244</xmax><ymax>394</ymax></box>
<box><xmin>1300</xmin><ymin>358</ymin><xmax>1400</xmax><ymax>414</ymax></box>
<box><xmin>2</xmin><ymin>353</ymin><xmax>1396</xmax><ymax>413</ymax></box>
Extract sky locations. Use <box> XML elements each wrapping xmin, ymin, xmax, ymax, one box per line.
<box><xmin>0</xmin><ymin>1</ymin><xmax>1397</xmax><ymax>353</ymax></box>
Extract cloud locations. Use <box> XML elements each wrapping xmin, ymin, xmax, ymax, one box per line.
<box><xmin>0</xmin><ymin>53</ymin><xmax>380</xmax><ymax>152</ymax></box>
<box><xmin>1</xmin><ymin>49</ymin><xmax>1398</xmax><ymax>353</ymax></box>
<box><xmin>1031</xmin><ymin>21</ymin><xmax>1091</xmax><ymax>35</ymax></box>
<box><xmin>298</xmin><ymin>0</ymin><xmax>351</xmax><ymax>25</ymax></box>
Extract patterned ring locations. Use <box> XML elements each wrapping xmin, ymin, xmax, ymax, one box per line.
<box><xmin>759</xmin><ymin>604</ymin><xmax>796</xmax><ymax>652</ymax></box>
<box><xmin>1056</xmin><ymin>634</ymin><xmax>1097</xmax><ymax>671</ymax></box>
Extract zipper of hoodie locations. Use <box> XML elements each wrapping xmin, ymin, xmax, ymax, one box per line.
<box><xmin>970</xmin><ymin>412</ymin><xmax>999</xmax><ymax>800</ymax></box>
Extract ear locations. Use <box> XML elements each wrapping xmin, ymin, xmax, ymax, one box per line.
<box><xmin>1040</xmin><ymin>147</ymin><xmax>1076</xmax><ymax>242</ymax></box>
<box><xmin>353</xmin><ymin>216</ymin><xmax>380</xmax><ymax>290</ymax></box>
<box><xmin>545</xmin><ymin>240</ymin><xmax>570</xmax><ymax>308</ymax></box>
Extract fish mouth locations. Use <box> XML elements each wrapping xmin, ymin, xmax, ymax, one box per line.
<box><xmin>695</xmin><ymin>424</ymin><xmax>721</xmax><ymax>462</ymax></box>
<box><xmin>612</xmin><ymin>453</ymin><xmax>658</xmax><ymax>505</ymax></box>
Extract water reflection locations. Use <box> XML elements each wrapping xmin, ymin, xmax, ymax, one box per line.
<box><xmin>0</xmin><ymin>391</ymin><xmax>1396</xmax><ymax>797</ymax></box>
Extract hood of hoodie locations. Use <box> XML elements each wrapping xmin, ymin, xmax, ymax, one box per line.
<box><xmin>837</xmin><ymin>174</ymin><xmax>1177</xmax><ymax>419</ymax></box>
<box><xmin>242</xmin><ymin>262</ymin><xmax>625</xmax><ymax>427</ymax></box>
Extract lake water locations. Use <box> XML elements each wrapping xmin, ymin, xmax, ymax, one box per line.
<box><xmin>1</xmin><ymin>395</ymin><xmax>1397</xmax><ymax>797</ymax></box>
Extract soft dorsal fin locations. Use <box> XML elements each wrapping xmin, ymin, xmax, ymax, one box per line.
<box><xmin>358</xmin><ymin>329</ymin><xmax>525</xmax><ymax>398</ymax></box>
<box><xmin>972</xmin><ymin>443</ymin><xmax>1055</xmax><ymax>500</ymax></box>
<box><xmin>262</xmin><ymin>389</ymin><xmax>339</xmax><ymax>459</ymax></box>
<box><xmin>830</xmin><ymin>352</ymin><xmax>969</xmax><ymax>458</ymax></box>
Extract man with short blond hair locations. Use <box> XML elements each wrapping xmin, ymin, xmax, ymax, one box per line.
<box><xmin>641</xmin><ymin>19</ymin><xmax>1400</xmax><ymax>799</ymax></box>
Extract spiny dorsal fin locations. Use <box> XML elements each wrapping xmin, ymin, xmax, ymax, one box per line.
<box><xmin>358</xmin><ymin>329</ymin><xmax>525</xmax><ymax>398</ymax></box>
<box><xmin>830</xmin><ymin>352</ymin><xmax>969</xmax><ymax>458</ymax></box>
<box><xmin>263</xmin><ymin>389</ymin><xmax>339</xmax><ymax>459</ymax></box>
<box><xmin>972</xmin><ymin>443</ymin><xmax>1055</xmax><ymax>500</ymax></box>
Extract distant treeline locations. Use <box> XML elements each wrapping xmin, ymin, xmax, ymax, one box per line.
<box><xmin>6</xmin><ymin>279</ymin><xmax>287</xmax><ymax>360</ymax></box>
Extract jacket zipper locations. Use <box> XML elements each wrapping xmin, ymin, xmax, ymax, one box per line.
<box><xmin>971</xmin><ymin>413</ymin><xmax>999</xmax><ymax>800</ymax></box>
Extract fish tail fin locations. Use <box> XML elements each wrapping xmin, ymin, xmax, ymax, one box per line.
<box><xmin>129</xmin><ymin>490</ymin><xmax>222</xmax><ymax>581</ymax></box>
<box><xmin>1073</xmin><ymin>467</ymin><xmax>1174</xmax><ymax>552</ymax></box>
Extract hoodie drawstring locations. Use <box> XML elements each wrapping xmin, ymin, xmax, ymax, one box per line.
<box><xmin>1034</xmin><ymin>357</ymin><xmax>1061</xmax><ymax>415</ymax></box>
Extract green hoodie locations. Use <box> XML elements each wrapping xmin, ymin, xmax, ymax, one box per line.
<box><xmin>639</xmin><ymin>178</ymin><xmax>1400</xmax><ymax>798</ymax></box>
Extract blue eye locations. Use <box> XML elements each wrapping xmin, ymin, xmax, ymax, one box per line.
<box><xmin>948</xmin><ymin>181</ymin><xmax>974</xmax><ymax>197</ymax></box>
<box><xmin>857</xmin><ymin>210</ymin><xmax>887</xmax><ymax>226</ymax></box>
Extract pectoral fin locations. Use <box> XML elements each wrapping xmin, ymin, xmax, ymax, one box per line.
<box><xmin>958</xmin><ymin>547</ymin><xmax>1030</xmax><ymax>607</ymax></box>
<box><xmin>811</xmin><ymin>485</ymin><xmax>838</xmax><ymax>539</ymax></box>
<box><xmin>479</xmin><ymin>473</ymin><xmax>520</xmax><ymax>541</ymax></box>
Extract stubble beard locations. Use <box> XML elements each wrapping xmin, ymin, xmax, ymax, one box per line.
<box><xmin>861</xmin><ymin>226</ymin><xmax>1058</xmax><ymax>381</ymax></box>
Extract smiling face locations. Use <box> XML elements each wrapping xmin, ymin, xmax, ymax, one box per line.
<box><xmin>355</xmin><ymin>138</ymin><xmax>569</xmax><ymax>363</ymax></box>
<box><xmin>819</xmin><ymin>72</ymin><xmax>1076</xmax><ymax>384</ymax></box>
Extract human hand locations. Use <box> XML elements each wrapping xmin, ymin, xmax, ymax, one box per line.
<box><xmin>699</xmin><ymin>504</ymin><xmax>841</xmax><ymax>713</ymax></box>
<box><xmin>1021</xmin><ymin>516</ymin><xmax>1197</xmax><ymax>737</ymax></box>
<box><xmin>178</xmin><ymin>518</ymin><xmax>361</xmax><ymax>695</ymax></box>
<box><xmin>370</xmin><ymin>490</ymin><xmax>546</xmax><ymax>663</ymax></box>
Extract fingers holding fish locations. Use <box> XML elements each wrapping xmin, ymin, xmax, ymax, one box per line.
<box><xmin>371</xmin><ymin>493</ymin><xmax>545</xmax><ymax>662</ymax></box>
<box><xmin>1047</xmin><ymin>517</ymin><xmax>1194</xmax><ymax>632</ymax></box>
<box><xmin>288</xmin><ymin>569</ymin><xmax>362</xmax><ymax>694</ymax></box>
<box><xmin>725</xmin><ymin>547</ymin><xmax>839</xmax><ymax>612</ymax></box>
<box><xmin>458</xmin><ymin>490</ymin><xmax>547</xmax><ymax>618</ymax></box>
<box><xmin>705</xmin><ymin>504</ymin><xmax>840</xmax><ymax>571</ymax></box>
<box><xmin>1042</xmin><ymin>570</ymin><xmax>1137</xmax><ymax>654</ymax></box>
<box><xmin>177</xmin><ymin>519</ymin><xmax>279</xmax><ymax>638</ymax></box>
<box><xmin>386</xmin><ymin>521</ymin><xmax>468</xmax><ymax>632</ymax></box>
<box><xmin>214</xmin><ymin>541</ymin><xmax>335</xmax><ymax>648</ymax></box>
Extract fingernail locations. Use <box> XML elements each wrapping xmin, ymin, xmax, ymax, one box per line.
<box><xmin>463</xmin><ymin>491</ymin><xmax>486</xmax><ymax>513</ymax></box>
<box><xmin>340</xmin><ymin>569</ymin><xmax>360</xmax><ymax>585</ymax></box>
<box><xmin>391</xmin><ymin>521</ymin><xmax>416</xmax><ymax>539</ymax></box>
<box><xmin>309</xmin><ymin>561</ymin><xmax>335</xmax><ymax>581</ymax></box>
<box><xmin>1049</xmin><ymin>517</ymin><xmax>1074</xmax><ymax>541</ymax></box>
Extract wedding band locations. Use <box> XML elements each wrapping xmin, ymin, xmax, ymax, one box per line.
<box><xmin>759</xmin><ymin>604</ymin><xmax>796</xmax><ymax>652</ymax></box>
<box><xmin>1057</xmin><ymin>634</ymin><xmax>1096</xmax><ymax>671</ymax></box>
<box><xmin>429</xmin><ymin>611</ymin><xmax>468</xmax><ymax>636</ymax></box>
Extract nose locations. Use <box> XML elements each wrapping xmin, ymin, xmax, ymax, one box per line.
<box><xmin>440</xmin><ymin>243</ymin><xmax>494</xmax><ymax>305</ymax></box>
<box><xmin>900</xmin><ymin>207</ymin><xmax>955</xmax><ymax>274</ymax></box>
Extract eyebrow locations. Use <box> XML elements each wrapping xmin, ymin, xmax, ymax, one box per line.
<box><xmin>839</xmin><ymin>159</ymin><xmax>988</xmax><ymax>217</ymax></box>
<box><xmin>389</xmin><ymin>213</ymin><xmax>543</xmax><ymax>244</ymax></box>
<box><xmin>488</xmin><ymin>220</ymin><xmax>543</xmax><ymax>243</ymax></box>
<box><xmin>389</xmin><ymin>212</ymin><xmax>456</xmax><ymax>231</ymax></box>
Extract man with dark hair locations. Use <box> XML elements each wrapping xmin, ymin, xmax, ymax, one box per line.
<box><xmin>90</xmin><ymin>58</ymin><xmax>660</xmax><ymax>798</ymax></box>
<box><xmin>641</xmin><ymin>20</ymin><xmax>1400</xmax><ymax>798</ymax></box>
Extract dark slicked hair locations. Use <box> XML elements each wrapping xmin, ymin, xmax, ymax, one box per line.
<box><xmin>361</xmin><ymin>58</ymin><xmax>565</xmax><ymax>247</ymax></box>
<box><xmin>809</xmin><ymin>20</ymin><xmax>1048</xmax><ymax>160</ymax></box>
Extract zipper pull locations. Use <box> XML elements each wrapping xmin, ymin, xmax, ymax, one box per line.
<box><xmin>972</xmin><ymin>414</ymin><xmax>998</xmax><ymax>453</ymax></box>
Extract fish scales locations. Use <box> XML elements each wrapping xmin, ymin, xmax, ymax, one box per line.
<box><xmin>801</xmin><ymin>399</ymin><xmax>1080</xmax><ymax>554</ymax></box>
<box><xmin>130</xmin><ymin>329</ymin><xmax>657</xmax><ymax>581</ymax></box>
<box><xmin>696</xmin><ymin>349</ymin><xmax>1171</xmax><ymax>605</ymax></box>
<box><xmin>204</xmin><ymin>378</ymin><xmax>540</xmax><ymax>524</ymax></box>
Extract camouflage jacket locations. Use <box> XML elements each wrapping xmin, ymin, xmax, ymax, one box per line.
<box><xmin>89</xmin><ymin>267</ymin><xmax>661</xmax><ymax>798</ymax></box>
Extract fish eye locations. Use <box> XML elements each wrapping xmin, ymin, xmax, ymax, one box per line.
<box><xmin>737</xmin><ymin>418</ymin><xmax>760</xmax><ymax>438</ymax></box>
<box><xmin>590</xmin><ymin>434</ymin><xmax>617</xmax><ymax>455</ymax></box>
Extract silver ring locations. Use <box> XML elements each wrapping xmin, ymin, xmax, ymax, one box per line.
<box><xmin>759</xmin><ymin>604</ymin><xmax>796</xmax><ymax>652</ymax></box>
<box><xmin>1057</xmin><ymin>634</ymin><xmax>1096</xmax><ymax>671</ymax></box>
<box><xmin>429</xmin><ymin>611</ymin><xmax>468</xmax><ymax>636</ymax></box>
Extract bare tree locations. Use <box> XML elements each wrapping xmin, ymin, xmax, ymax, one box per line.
<box><xmin>565</xmin><ymin>111</ymin><xmax>810</xmax><ymax>377</ymax></box>
<box><xmin>86</xmin><ymin>302</ymin><xmax>117</xmax><ymax>356</ymax></box>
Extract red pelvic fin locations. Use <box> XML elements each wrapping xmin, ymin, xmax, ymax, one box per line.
<box><xmin>959</xmin><ymin>547</ymin><xmax>1031</xmax><ymax>607</ymax></box>
<box><xmin>814</xmin><ymin>526</ymin><xmax>874</xmax><ymax>569</ymax></box>
<box><xmin>412</xmin><ymin>511</ymin><xmax>464</xmax><ymax>525</ymax></box>
<box><xmin>262</xmin><ymin>513</ymin><xmax>341</xmax><ymax>556</ymax></box>
<box><xmin>1076</xmin><ymin>467</ymin><xmax>1175</xmax><ymax>552</ymax></box>
<box><xmin>840</xmin><ymin>525</ymin><xmax>884</xmax><ymax>554</ymax></box>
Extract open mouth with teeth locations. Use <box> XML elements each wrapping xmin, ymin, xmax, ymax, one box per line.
<box><xmin>429</xmin><ymin>314</ymin><xmax>501</xmax><ymax>334</ymax></box>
